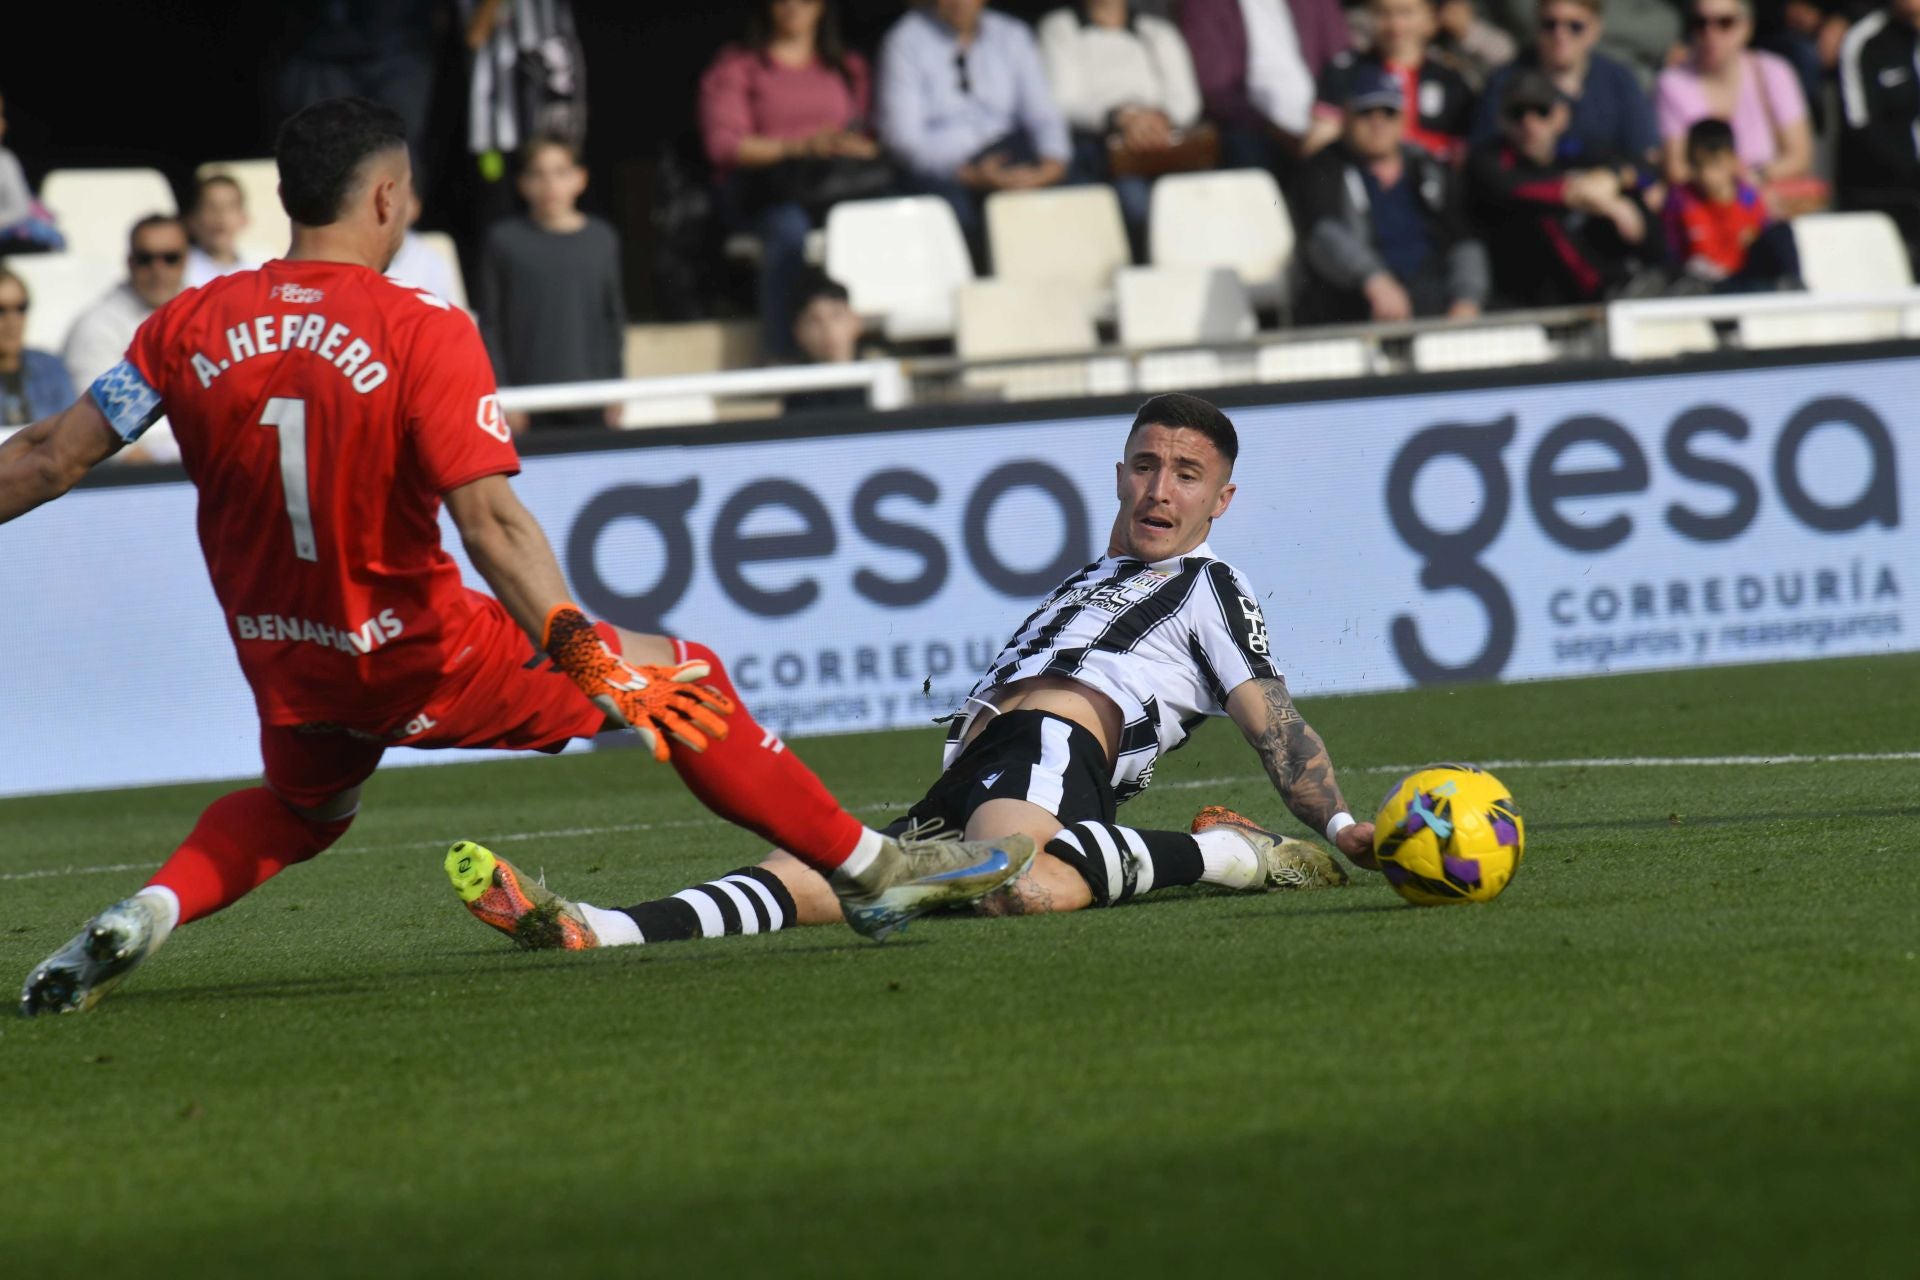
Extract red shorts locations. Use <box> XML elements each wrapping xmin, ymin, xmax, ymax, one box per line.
<box><xmin>260</xmin><ymin>607</ymin><xmax>619</xmax><ymax>809</ymax></box>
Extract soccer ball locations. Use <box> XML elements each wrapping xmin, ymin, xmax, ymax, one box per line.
<box><xmin>1372</xmin><ymin>764</ymin><xmax>1524</xmax><ymax>906</ymax></box>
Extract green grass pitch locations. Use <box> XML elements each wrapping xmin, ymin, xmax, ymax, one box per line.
<box><xmin>4</xmin><ymin>654</ymin><xmax>1917</xmax><ymax>1277</ymax></box>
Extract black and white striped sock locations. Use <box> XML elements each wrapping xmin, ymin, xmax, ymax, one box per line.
<box><xmin>1044</xmin><ymin>822</ymin><xmax>1206</xmax><ymax>907</ymax></box>
<box><xmin>581</xmin><ymin>866</ymin><xmax>799</xmax><ymax>947</ymax></box>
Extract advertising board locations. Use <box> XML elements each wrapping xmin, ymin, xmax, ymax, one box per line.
<box><xmin>2</xmin><ymin>349</ymin><xmax>1911</xmax><ymax>796</ymax></box>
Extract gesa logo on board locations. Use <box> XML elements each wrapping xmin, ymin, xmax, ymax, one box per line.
<box><xmin>562</xmin><ymin>459</ymin><xmax>1093</xmax><ymax>635</ymax></box>
<box><xmin>1384</xmin><ymin>396</ymin><xmax>1900</xmax><ymax>684</ymax></box>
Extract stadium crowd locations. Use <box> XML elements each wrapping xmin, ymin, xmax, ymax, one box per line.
<box><xmin>0</xmin><ymin>0</ymin><xmax>1916</xmax><ymax>452</ymax></box>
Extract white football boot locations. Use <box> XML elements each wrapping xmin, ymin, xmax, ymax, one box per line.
<box><xmin>19</xmin><ymin>894</ymin><xmax>174</xmax><ymax>1017</ymax></box>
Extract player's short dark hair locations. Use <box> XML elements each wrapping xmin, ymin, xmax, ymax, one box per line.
<box><xmin>1128</xmin><ymin>393</ymin><xmax>1239</xmax><ymax>468</ymax></box>
<box><xmin>189</xmin><ymin>172</ymin><xmax>244</xmax><ymax>215</ymax></box>
<box><xmin>519</xmin><ymin>132</ymin><xmax>582</xmax><ymax>172</ymax></box>
<box><xmin>275</xmin><ymin>96</ymin><xmax>408</xmax><ymax>227</ymax></box>
<box><xmin>127</xmin><ymin>213</ymin><xmax>185</xmax><ymax>251</ymax></box>
<box><xmin>1685</xmin><ymin>117</ymin><xmax>1736</xmax><ymax>159</ymax></box>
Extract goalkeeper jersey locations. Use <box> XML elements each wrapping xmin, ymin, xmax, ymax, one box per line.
<box><xmin>945</xmin><ymin>542</ymin><xmax>1278</xmax><ymax>802</ymax></box>
<box><xmin>89</xmin><ymin>259</ymin><xmax>521</xmax><ymax>728</ymax></box>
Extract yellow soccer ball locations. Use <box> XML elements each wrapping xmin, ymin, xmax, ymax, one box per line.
<box><xmin>1372</xmin><ymin>765</ymin><xmax>1525</xmax><ymax>906</ymax></box>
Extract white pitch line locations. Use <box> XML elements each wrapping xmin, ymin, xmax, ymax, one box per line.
<box><xmin>0</xmin><ymin>802</ymin><xmax>900</xmax><ymax>885</ymax></box>
<box><xmin>5</xmin><ymin>753</ymin><xmax>1914</xmax><ymax>885</ymax></box>
<box><xmin>1155</xmin><ymin>751</ymin><xmax>1920</xmax><ymax>792</ymax></box>
<box><xmin>1355</xmin><ymin>751</ymin><xmax>1920</xmax><ymax>772</ymax></box>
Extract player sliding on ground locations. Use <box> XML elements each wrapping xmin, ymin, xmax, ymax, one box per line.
<box><xmin>0</xmin><ymin>98</ymin><xmax>1031</xmax><ymax>1017</ymax></box>
<box><xmin>451</xmin><ymin>393</ymin><xmax>1381</xmax><ymax>951</ymax></box>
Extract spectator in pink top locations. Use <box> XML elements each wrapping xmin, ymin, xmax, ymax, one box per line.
<box><xmin>1656</xmin><ymin>0</ymin><xmax>1814</xmax><ymax>192</ymax></box>
<box><xmin>700</xmin><ymin>0</ymin><xmax>888</xmax><ymax>360</ymax></box>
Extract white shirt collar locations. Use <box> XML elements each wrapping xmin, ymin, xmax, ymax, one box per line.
<box><xmin>1116</xmin><ymin>539</ymin><xmax>1214</xmax><ymax>572</ymax></box>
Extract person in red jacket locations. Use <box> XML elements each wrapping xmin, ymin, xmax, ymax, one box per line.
<box><xmin>1663</xmin><ymin>117</ymin><xmax>1802</xmax><ymax>291</ymax></box>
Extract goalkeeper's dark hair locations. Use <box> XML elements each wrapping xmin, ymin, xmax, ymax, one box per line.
<box><xmin>1128</xmin><ymin>393</ymin><xmax>1239</xmax><ymax>468</ymax></box>
<box><xmin>275</xmin><ymin>97</ymin><xmax>408</xmax><ymax>228</ymax></box>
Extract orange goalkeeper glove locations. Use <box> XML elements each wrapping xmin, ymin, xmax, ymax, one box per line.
<box><xmin>542</xmin><ymin>606</ymin><xmax>734</xmax><ymax>761</ymax></box>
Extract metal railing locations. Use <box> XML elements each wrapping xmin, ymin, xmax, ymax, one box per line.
<box><xmin>494</xmin><ymin>358</ymin><xmax>909</xmax><ymax>423</ymax></box>
<box><xmin>1607</xmin><ymin>288</ymin><xmax>1920</xmax><ymax>357</ymax></box>
<box><xmin>10</xmin><ymin>294</ymin><xmax>1912</xmax><ymax>456</ymax></box>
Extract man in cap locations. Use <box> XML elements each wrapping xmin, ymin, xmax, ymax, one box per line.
<box><xmin>1294</xmin><ymin>60</ymin><xmax>1488</xmax><ymax>323</ymax></box>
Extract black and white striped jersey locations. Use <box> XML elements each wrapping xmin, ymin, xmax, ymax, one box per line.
<box><xmin>943</xmin><ymin>541</ymin><xmax>1278</xmax><ymax>803</ymax></box>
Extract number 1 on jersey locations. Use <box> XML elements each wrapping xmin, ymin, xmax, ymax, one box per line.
<box><xmin>260</xmin><ymin>397</ymin><xmax>317</xmax><ymax>562</ymax></box>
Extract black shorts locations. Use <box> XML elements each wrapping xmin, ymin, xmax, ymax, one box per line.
<box><xmin>881</xmin><ymin>710</ymin><xmax>1116</xmax><ymax>838</ymax></box>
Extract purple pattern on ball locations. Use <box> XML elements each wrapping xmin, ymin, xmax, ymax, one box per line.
<box><xmin>1491</xmin><ymin>816</ymin><xmax>1519</xmax><ymax>846</ymax></box>
<box><xmin>1443</xmin><ymin>856</ymin><xmax>1483</xmax><ymax>886</ymax></box>
<box><xmin>1403</xmin><ymin>809</ymin><xmax>1427</xmax><ymax>836</ymax></box>
<box><xmin>1382</xmin><ymin>864</ymin><xmax>1409</xmax><ymax>886</ymax></box>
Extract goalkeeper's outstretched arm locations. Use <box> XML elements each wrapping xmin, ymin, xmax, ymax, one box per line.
<box><xmin>1226</xmin><ymin>675</ymin><xmax>1378</xmax><ymax>869</ymax></box>
<box><xmin>445</xmin><ymin>472</ymin><xmax>732</xmax><ymax>761</ymax></box>
<box><xmin>0</xmin><ymin>398</ymin><xmax>119</xmax><ymax>526</ymax></box>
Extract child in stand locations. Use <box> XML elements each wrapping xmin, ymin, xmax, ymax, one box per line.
<box><xmin>478</xmin><ymin>134</ymin><xmax>625</xmax><ymax>433</ymax></box>
<box><xmin>1664</xmin><ymin>118</ymin><xmax>1801</xmax><ymax>292</ymax></box>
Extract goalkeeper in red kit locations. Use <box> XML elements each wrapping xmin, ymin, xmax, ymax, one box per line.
<box><xmin>0</xmin><ymin>98</ymin><xmax>1031</xmax><ymax>1017</ymax></box>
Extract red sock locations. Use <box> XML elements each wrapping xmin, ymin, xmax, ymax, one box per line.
<box><xmin>146</xmin><ymin>787</ymin><xmax>354</xmax><ymax>924</ymax></box>
<box><xmin>670</xmin><ymin>640</ymin><xmax>866</xmax><ymax>871</ymax></box>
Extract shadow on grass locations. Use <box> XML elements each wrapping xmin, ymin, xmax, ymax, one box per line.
<box><xmin>120</xmin><ymin>933</ymin><xmax>937</xmax><ymax>1003</ymax></box>
<box><xmin>124</xmin><ymin>956</ymin><xmax>600</xmax><ymax>1004</ymax></box>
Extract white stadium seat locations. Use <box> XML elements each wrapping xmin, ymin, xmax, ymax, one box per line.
<box><xmin>4</xmin><ymin>252</ymin><xmax>123</xmax><ymax>353</ymax></box>
<box><xmin>196</xmin><ymin>159</ymin><xmax>290</xmax><ymax>263</ymax></box>
<box><xmin>956</xmin><ymin>279</ymin><xmax>1113</xmax><ymax>400</ymax></box>
<box><xmin>1789</xmin><ymin>212</ymin><xmax>1915</xmax><ymax>295</ymax></box>
<box><xmin>1610</xmin><ymin>314</ymin><xmax>1719</xmax><ymax>360</ymax></box>
<box><xmin>955</xmin><ymin>279</ymin><xmax>1096</xmax><ymax>360</ymax></box>
<box><xmin>1411</xmin><ymin>324</ymin><xmax>1553</xmax><ymax>373</ymax></box>
<box><xmin>1148</xmin><ymin>170</ymin><xmax>1296</xmax><ymax>309</ymax></box>
<box><xmin>1255</xmin><ymin>337</ymin><xmax>1371</xmax><ymax>382</ymax></box>
<box><xmin>617</xmin><ymin>395</ymin><xmax>718</xmax><ymax>428</ymax></box>
<box><xmin>1116</xmin><ymin>266</ymin><xmax>1256</xmax><ymax>349</ymax></box>
<box><xmin>409</xmin><ymin>231</ymin><xmax>469</xmax><ymax>309</ymax></box>
<box><xmin>1136</xmin><ymin>351</ymin><xmax>1230</xmax><ymax>391</ymax></box>
<box><xmin>824</xmin><ymin>197</ymin><xmax>975</xmax><ymax>342</ymax></box>
<box><xmin>985</xmin><ymin>186</ymin><xmax>1131</xmax><ymax>319</ymax></box>
<box><xmin>39</xmin><ymin>168</ymin><xmax>178</xmax><ymax>263</ymax></box>
<box><xmin>1738</xmin><ymin>309</ymin><xmax>1905</xmax><ymax>349</ymax></box>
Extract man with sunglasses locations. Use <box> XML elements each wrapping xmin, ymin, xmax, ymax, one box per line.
<box><xmin>1467</xmin><ymin>67</ymin><xmax>1654</xmax><ymax>306</ymax></box>
<box><xmin>1471</xmin><ymin>0</ymin><xmax>1660</xmax><ymax>172</ymax></box>
<box><xmin>62</xmin><ymin>215</ymin><xmax>190</xmax><ymax>398</ymax></box>
<box><xmin>1295</xmin><ymin>62</ymin><xmax>1488</xmax><ymax>323</ymax></box>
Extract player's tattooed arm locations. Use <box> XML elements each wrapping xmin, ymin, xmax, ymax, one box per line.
<box><xmin>1233</xmin><ymin>677</ymin><xmax>1348</xmax><ymax>835</ymax></box>
<box><xmin>1224</xmin><ymin>676</ymin><xmax>1377</xmax><ymax>869</ymax></box>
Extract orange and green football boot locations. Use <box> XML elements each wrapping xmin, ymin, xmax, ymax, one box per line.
<box><xmin>445</xmin><ymin>841</ymin><xmax>599</xmax><ymax>950</ymax></box>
